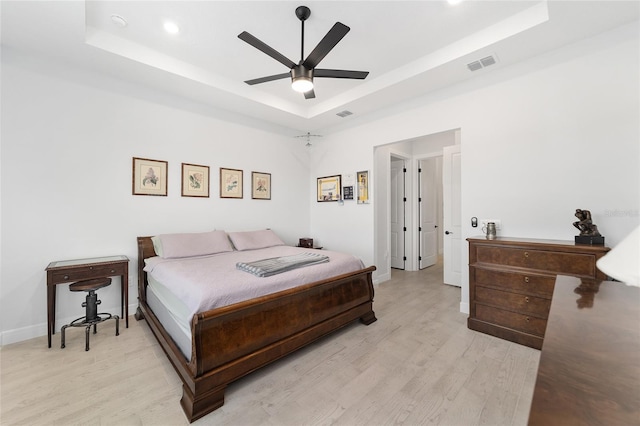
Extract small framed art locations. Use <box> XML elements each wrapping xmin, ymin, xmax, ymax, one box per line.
<box><xmin>181</xmin><ymin>163</ymin><xmax>209</xmax><ymax>198</ymax></box>
<box><xmin>220</xmin><ymin>167</ymin><xmax>243</xmax><ymax>198</ymax></box>
<box><xmin>357</xmin><ymin>170</ymin><xmax>369</xmax><ymax>204</ymax></box>
<box><xmin>132</xmin><ymin>157</ymin><xmax>167</xmax><ymax>196</ymax></box>
<box><xmin>252</xmin><ymin>171</ymin><xmax>271</xmax><ymax>200</ymax></box>
<box><xmin>317</xmin><ymin>175</ymin><xmax>341</xmax><ymax>202</ymax></box>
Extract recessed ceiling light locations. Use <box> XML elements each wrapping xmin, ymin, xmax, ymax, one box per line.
<box><xmin>163</xmin><ymin>21</ymin><xmax>180</xmax><ymax>35</ymax></box>
<box><xmin>447</xmin><ymin>0</ymin><xmax>464</xmax><ymax>5</ymax></box>
<box><xmin>110</xmin><ymin>14</ymin><xmax>127</xmax><ymax>28</ymax></box>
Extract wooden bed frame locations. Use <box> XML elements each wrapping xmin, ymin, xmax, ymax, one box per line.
<box><xmin>135</xmin><ymin>236</ymin><xmax>377</xmax><ymax>422</ymax></box>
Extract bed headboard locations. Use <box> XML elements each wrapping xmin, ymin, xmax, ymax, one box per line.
<box><xmin>137</xmin><ymin>236</ymin><xmax>156</xmax><ymax>304</ymax></box>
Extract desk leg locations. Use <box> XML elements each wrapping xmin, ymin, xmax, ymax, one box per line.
<box><xmin>122</xmin><ymin>273</ymin><xmax>129</xmax><ymax>328</ymax></box>
<box><xmin>47</xmin><ymin>285</ymin><xmax>55</xmax><ymax>348</ymax></box>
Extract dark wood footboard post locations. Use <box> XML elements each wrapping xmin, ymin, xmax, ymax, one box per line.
<box><xmin>134</xmin><ymin>306</ymin><xmax>144</xmax><ymax>321</ymax></box>
<box><xmin>181</xmin><ymin>384</ymin><xmax>226</xmax><ymax>423</ymax></box>
<box><xmin>360</xmin><ymin>310</ymin><xmax>377</xmax><ymax>325</ymax></box>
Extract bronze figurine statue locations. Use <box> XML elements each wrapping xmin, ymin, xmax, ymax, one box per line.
<box><xmin>573</xmin><ymin>209</ymin><xmax>601</xmax><ymax>236</ymax></box>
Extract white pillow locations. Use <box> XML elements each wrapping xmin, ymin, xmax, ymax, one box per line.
<box><xmin>153</xmin><ymin>230</ymin><xmax>233</xmax><ymax>259</ymax></box>
<box><xmin>227</xmin><ymin>229</ymin><xmax>285</xmax><ymax>251</ymax></box>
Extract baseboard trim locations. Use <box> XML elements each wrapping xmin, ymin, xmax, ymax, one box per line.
<box><xmin>459</xmin><ymin>301</ymin><xmax>469</xmax><ymax>315</ymax></box>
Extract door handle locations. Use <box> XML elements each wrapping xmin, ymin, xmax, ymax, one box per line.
<box><xmin>445</xmin><ymin>231</ymin><xmax>452</xmax><ymax>235</ymax></box>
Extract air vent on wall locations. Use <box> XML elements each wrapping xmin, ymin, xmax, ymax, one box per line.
<box><xmin>336</xmin><ymin>110</ymin><xmax>353</xmax><ymax>118</ymax></box>
<box><xmin>467</xmin><ymin>54</ymin><xmax>498</xmax><ymax>72</ymax></box>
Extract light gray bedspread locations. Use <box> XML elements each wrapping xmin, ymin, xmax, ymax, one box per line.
<box><xmin>144</xmin><ymin>246</ymin><xmax>364</xmax><ymax>321</ymax></box>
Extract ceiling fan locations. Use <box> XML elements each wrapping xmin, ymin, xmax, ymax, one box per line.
<box><xmin>238</xmin><ymin>6</ymin><xmax>369</xmax><ymax>99</ymax></box>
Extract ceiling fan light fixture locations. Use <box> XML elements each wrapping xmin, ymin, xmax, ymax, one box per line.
<box><xmin>291</xmin><ymin>76</ymin><xmax>313</xmax><ymax>93</ymax></box>
<box><xmin>291</xmin><ymin>65</ymin><xmax>314</xmax><ymax>93</ymax></box>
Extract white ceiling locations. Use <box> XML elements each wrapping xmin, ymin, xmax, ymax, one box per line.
<box><xmin>2</xmin><ymin>1</ymin><xmax>639</xmax><ymax>135</ymax></box>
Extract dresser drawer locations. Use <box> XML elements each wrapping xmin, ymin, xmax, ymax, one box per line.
<box><xmin>475</xmin><ymin>246</ymin><xmax>596</xmax><ymax>277</ymax></box>
<box><xmin>474</xmin><ymin>268</ymin><xmax>555</xmax><ymax>298</ymax></box>
<box><xmin>475</xmin><ymin>286</ymin><xmax>551</xmax><ymax>318</ymax></box>
<box><xmin>50</xmin><ymin>263</ymin><xmax>126</xmax><ymax>283</ymax></box>
<box><xmin>476</xmin><ymin>304</ymin><xmax>547</xmax><ymax>336</ymax></box>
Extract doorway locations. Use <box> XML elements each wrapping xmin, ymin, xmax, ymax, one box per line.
<box><xmin>373</xmin><ymin>129</ymin><xmax>461</xmax><ymax>285</ymax></box>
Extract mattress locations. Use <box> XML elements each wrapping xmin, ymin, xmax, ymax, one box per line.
<box><xmin>147</xmin><ymin>274</ymin><xmax>192</xmax><ymax>359</ymax></box>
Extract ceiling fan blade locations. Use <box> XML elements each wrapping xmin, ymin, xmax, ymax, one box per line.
<box><xmin>314</xmin><ymin>69</ymin><xmax>369</xmax><ymax>79</ymax></box>
<box><xmin>238</xmin><ymin>31</ymin><xmax>296</xmax><ymax>69</ymax></box>
<box><xmin>304</xmin><ymin>89</ymin><xmax>316</xmax><ymax>99</ymax></box>
<box><xmin>244</xmin><ymin>73</ymin><xmax>291</xmax><ymax>85</ymax></box>
<box><xmin>302</xmin><ymin>22</ymin><xmax>350</xmax><ymax>69</ymax></box>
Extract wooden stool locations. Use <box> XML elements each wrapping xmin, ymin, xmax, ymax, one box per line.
<box><xmin>60</xmin><ymin>277</ymin><xmax>119</xmax><ymax>351</ymax></box>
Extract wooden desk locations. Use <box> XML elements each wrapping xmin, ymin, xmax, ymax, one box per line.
<box><xmin>528</xmin><ymin>275</ymin><xmax>640</xmax><ymax>425</ymax></box>
<box><xmin>45</xmin><ymin>255</ymin><xmax>129</xmax><ymax>348</ymax></box>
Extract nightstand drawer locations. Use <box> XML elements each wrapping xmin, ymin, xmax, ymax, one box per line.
<box><xmin>475</xmin><ymin>246</ymin><xmax>596</xmax><ymax>276</ymax></box>
<box><xmin>476</xmin><ymin>286</ymin><xmax>551</xmax><ymax>318</ymax></box>
<box><xmin>474</xmin><ymin>268</ymin><xmax>555</xmax><ymax>298</ymax></box>
<box><xmin>476</xmin><ymin>304</ymin><xmax>547</xmax><ymax>336</ymax></box>
<box><xmin>50</xmin><ymin>263</ymin><xmax>126</xmax><ymax>283</ymax></box>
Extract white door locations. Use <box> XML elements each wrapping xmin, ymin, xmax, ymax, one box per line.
<box><xmin>443</xmin><ymin>145</ymin><xmax>462</xmax><ymax>286</ymax></box>
<box><xmin>390</xmin><ymin>158</ymin><xmax>406</xmax><ymax>270</ymax></box>
<box><xmin>419</xmin><ymin>158</ymin><xmax>438</xmax><ymax>269</ymax></box>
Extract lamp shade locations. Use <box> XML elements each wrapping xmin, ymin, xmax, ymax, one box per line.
<box><xmin>596</xmin><ymin>225</ymin><xmax>640</xmax><ymax>286</ymax></box>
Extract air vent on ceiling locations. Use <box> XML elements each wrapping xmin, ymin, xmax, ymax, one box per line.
<box><xmin>467</xmin><ymin>54</ymin><xmax>498</xmax><ymax>72</ymax></box>
<box><xmin>336</xmin><ymin>110</ymin><xmax>353</xmax><ymax>118</ymax></box>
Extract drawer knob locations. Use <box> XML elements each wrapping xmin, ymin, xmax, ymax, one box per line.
<box><xmin>525</xmin><ymin>297</ymin><xmax>530</xmax><ymax>303</ymax></box>
<box><xmin>524</xmin><ymin>276</ymin><xmax>530</xmax><ymax>283</ymax></box>
<box><xmin>526</xmin><ymin>317</ymin><xmax>530</xmax><ymax>322</ymax></box>
<box><xmin>110</xmin><ymin>269</ymin><xmax>115</xmax><ymax>274</ymax></box>
<box><xmin>63</xmin><ymin>275</ymin><xmax>69</xmax><ymax>280</ymax></box>
<box><xmin>524</xmin><ymin>251</ymin><xmax>529</xmax><ymax>258</ymax></box>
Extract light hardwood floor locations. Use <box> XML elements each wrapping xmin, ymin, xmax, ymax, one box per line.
<box><xmin>1</xmin><ymin>262</ymin><xmax>540</xmax><ymax>425</ymax></box>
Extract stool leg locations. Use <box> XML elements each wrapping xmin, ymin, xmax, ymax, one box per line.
<box><xmin>61</xmin><ymin>324</ymin><xmax>67</xmax><ymax>349</ymax></box>
<box><xmin>93</xmin><ymin>323</ymin><xmax>97</xmax><ymax>334</ymax></box>
<box><xmin>115</xmin><ymin>315</ymin><xmax>120</xmax><ymax>336</ymax></box>
<box><xmin>85</xmin><ymin>325</ymin><xmax>91</xmax><ymax>351</ymax></box>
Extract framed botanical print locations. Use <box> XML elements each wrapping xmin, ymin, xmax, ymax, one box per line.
<box><xmin>220</xmin><ymin>167</ymin><xmax>243</xmax><ymax>198</ymax></box>
<box><xmin>357</xmin><ymin>170</ymin><xmax>369</xmax><ymax>204</ymax></box>
<box><xmin>132</xmin><ymin>157</ymin><xmax>168</xmax><ymax>196</ymax></box>
<box><xmin>317</xmin><ymin>175</ymin><xmax>341</xmax><ymax>202</ymax></box>
<box><xmin>181</xmin><ymin>163</ymin><xmax>209</xmax><ymax>198</ymax></box>
<box><xmin>252</xmin><ymin>172</ymin><xmax>271</xmax><ymax>200</ymax></box>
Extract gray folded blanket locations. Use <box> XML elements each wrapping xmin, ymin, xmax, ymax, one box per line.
<box><xmin>236</xmin><ymin>252</ymin><xmax>329</xmax><ymax>277</ymax></box>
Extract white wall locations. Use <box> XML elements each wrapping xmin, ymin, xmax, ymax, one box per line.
<box><xmin>310</xmin><ymin>23</ymin><xmax>640</xmax><ymax>311</ymax></box>
<box><xmin>0</xmin><ymin>55</ymin><xmax>312</xmax><ymax>344</ymax></box>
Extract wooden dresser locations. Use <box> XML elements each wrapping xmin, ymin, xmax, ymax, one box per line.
<box><xmin>529</xmin><ymin>275</ymin><xmax>640</xmax><ymax>424</ymax></box>
<box><xmin>467</xmin><ymin>237</ymin><xmax>609</xmax><ymax>349</ymax></box>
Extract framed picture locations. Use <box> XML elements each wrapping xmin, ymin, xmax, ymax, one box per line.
<box><xmin>220</xmin><ymin>167</ymin><xmax>243</xmax><ymax>198</ymax></box>
<box><xmin>317</xmin><ymin>175</ymin><xmax>342</xmax><ymax>202</ymax></box>
<box><xmin>181</xmin><ymin>163</ymin><xmax>209</xmax><ymax>198</ymax></box>
<box><xmin>132</xmin><ymin>157</ymin><xmax>168</xmax><ymax>196</ymax></box>
<box><xmin>357</xmin><ymin>170</ymin><xmax>369</xmax><ymax>204</ymax></box>
<box><xmin>252</xmin><ymin>171</ymin><xmax>271</xmax><ymax>200</ymax></box>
